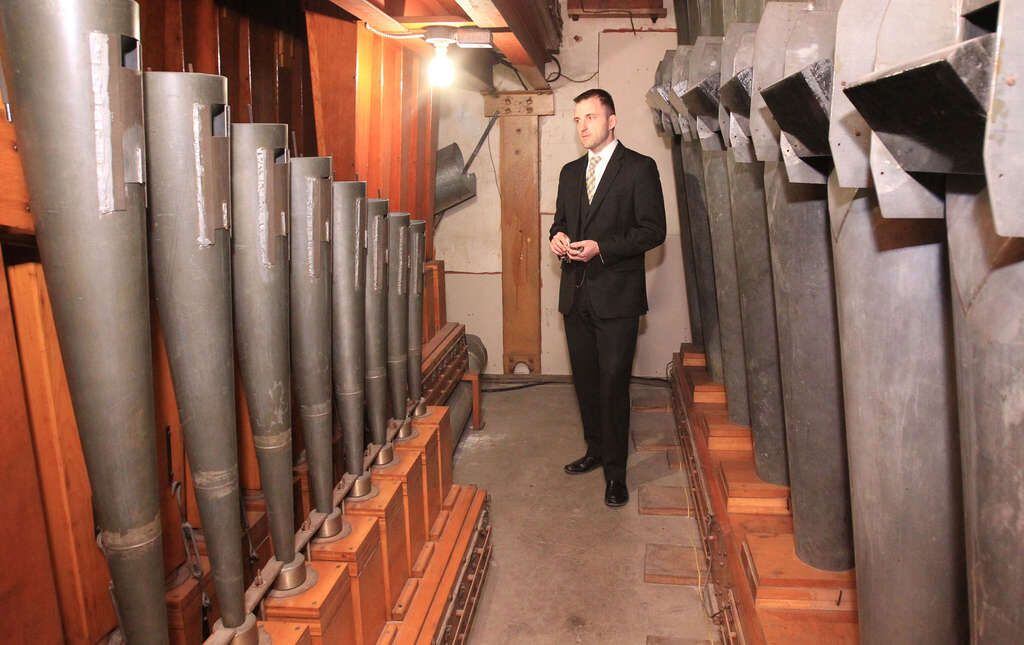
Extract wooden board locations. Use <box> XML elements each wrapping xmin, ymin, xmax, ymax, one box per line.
<box><xmin>566</xmin><ymin>0</ymin><xmax>668</xmax><ymax>20</ymax></box>
<box><xmin>643</xmin><ymin>544</ymin><xmax>705</xmax><ymax>586</ymax></box>
<box><xmin>695</xmin><ymin>409</ymin><xmax>754</xmax><ymax>452</ymax></box>
<box><xmin>0</xmin><ymin>119</ymin><xmax>34</xmax><ymax>235</ymax></box>
<box><xmin>499</xmin><ymin>114</ymin><xmax>541</xmax><ymax>374</ymax></box>
<box><xmin>259</xmin><ymin>621</ymin><xmax>314</xmax><ymax>645</ymax></box>
<box><xmin>372</xmin><ymin>450</ymin><xmax>428</xmax><ymax>573</ymax></box>
<box><xmin>742</xmin><ymin>534</ymin><xmax>857</xmax><ymax>614</ymax></box>
<box><xmin>310</xmin><ymin>516</ymin><xmax>387</xmax><ymax>645</ymax></box>
<box><xmin>759</xmin><ymin>608</ymin><xmax>859</xmax><ymax>644</ymax></box>
<box><xmin>718</xmin><ymin>461</ymin><xmax>790</xmax><ymax>516</ymax></box>
<box><xmin>685</xmin><ymin>367</ymin><xmax>727</xmax><ymax>404</ymax></box>
<box><xmin>0</xmin><ymin>251</ymin><xmax>62</xmax><ymax>644</ymax></box>
<box><xmin>401</xmin><ymin>410</ymin><xmax>446</xmax><ymax>530</ymax></box>
<box><xmin>631</xmin><ymin>412</ymin><xmax>679</xmax><ymax>452</ymax></box>
<box><xmin>6</xmin><ymin>263</ymin><xmax>121</xmax><ymax>642</ymax></box>
<box><xmin>263</xmin><ymin>561</ymin><xmax>357</xmax><ymax>645</ymax></box>
<box><xmin>631</xmin><ymin>387</ymin><xmax>672</xmax><ymax>412</ymax></box>
<box><xmin>306</xmin><ymin>2</ymin><xmax>359</xmax><ymax>178</ymax></box>
<box><xmin>483</xmin><ymin>91</ymin><xmax>555</xmax><ymax>117</ymax></box>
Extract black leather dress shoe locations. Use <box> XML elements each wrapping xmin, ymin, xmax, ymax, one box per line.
<box><xmin>564</xmin><ymin>455</ymin><xmax>602</xmax><ymax>475</ymax></box>
<box><xmin>605</xmin><ymin>480</ymin><xmax>629</xmax><ymax>507</ymax></box>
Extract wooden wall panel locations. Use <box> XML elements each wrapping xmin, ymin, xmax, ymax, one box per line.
<box><xmin>0</xmin><ymin>120</ymin><xmax>34</xmax><ymax>236</ymax></box>
<box><xmin>8</xmin><ymin>262</ymin><xmax>119</xmax><ymax>643</ymax></box>
<box><xmin>499</xmin><ymin>116</ymin><xmax>541</xmax><ymax>373</ymax></box>
<box><xmin>305</xmin><ymin>1</ymin><xmax>359</xmax><ymax>179</ymax></box>
<box><xmin>0</xmin><ymin>253</ymin><xmax>62</xmax><ymax>644</ymax></box>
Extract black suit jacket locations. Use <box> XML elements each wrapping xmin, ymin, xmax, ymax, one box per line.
<box><xmin>550</xmin><ymin>142</ymin><xmax>666</xmax><ymax>318</ymax></box>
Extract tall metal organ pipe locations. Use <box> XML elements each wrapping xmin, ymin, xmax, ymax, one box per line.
<box><xmin>231</xmin><ymin>123</ymin><xmax>307</xmax><ymax>591</ymax></box>
<box><xmin>407</xmin><ymin>220</ymin><xmax>427</xmax><ymax>415</ymax></box>
<box><xmin>0</xmin><ymin>1</ymin><xmax>169</xmax><ymax>641</ymax></box>
<box><xmin>386</xmin><ymin>213</ymin><xmax>412</xmax><ymax>438</ymax></box>
<box><xmin>332</xmin><ymin>181</ymin><xmax>372</xmax><ymax>497</ymax></box>
<box><xmin>289</xmin><ymin>156</ymin><xmax>346</xmax><ymax>539</ymax></box>
<box><xmin>145</xmin><ymin>71</ymin><xmax>254</xmax><ymax>637</ymax></box>
<box><xmin>365</xmin><ymin>199</ymin><xmax>392</xmax><ymax>465</ymax></box>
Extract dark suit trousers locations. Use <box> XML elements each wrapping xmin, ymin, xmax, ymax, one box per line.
<box><xmin>564</xmin><ymin>281</ymin><xmax>639</xmax><ymax>482</ymax></box>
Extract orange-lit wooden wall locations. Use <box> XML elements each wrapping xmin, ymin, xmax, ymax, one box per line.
<box><xmin>0</xmin><ymin>1</ymin><xmax>441</xmax><ymax>641</ymax></box>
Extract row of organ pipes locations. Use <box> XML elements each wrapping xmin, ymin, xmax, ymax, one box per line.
<box><xmin>0</xmin><ymin>2</ymin><xmax>430</xmax><ymax>643</ymax></box>
<box><xmin>647</xmin><ymin>0</ymin><xmax>1021</xmax><ymax>642</ymax></box>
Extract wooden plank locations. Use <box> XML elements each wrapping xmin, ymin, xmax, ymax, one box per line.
<box><xmin>417</xmin><ymin>71</ymin><xmax>438</xmax><ymax>258</ymax></box>
<box><xmin>393</xmin><ymin>15</ymin><xmax>473</xmax><ymax>28</ymax></box>
<box><xmin>140</xmin><ymin>0</ymin><xmax>184</xmax><ymax>72</ymax></box>
<box><xmin>0</xmin><ymin>119</ymin><xmax>34</xmax><ymax>235</ymax></box>
<box><xmin>181</xmin><ymin>0</ymin><xmax>220</xmax><ymax>74</ymax></box>
<box><xmin>637</xmin><ymin>485</ymin><xmax>692</xmax><ymax>516</ymax></box>
<box><xmin>499</xmin><ymin>115</ymin><xmax>541</xmax><ymax>374</ymax></box>
<box><xmin>566</xmin><ymin>0</ymin><xmax>668</xmax><ymax>20</ymax></box>
<box><xmin>6</xmin><ymin>262</ymin><xmax>116</xmax><ymax>642</ymax></box>
<box><xmin>305</xmin><ymin>1</ymin><xmax>359</xmax><ymax>178</ymax></box>
<box><xmin>0</xmin><ymin>255</ymin><xmax>63</xmax><ymax>645</ymax></box>
<box><xmin>483</xmin><ymin>91</ymin><xmax>555</xmax><ymax>117</ymax></box>
<box><xmin>400</xmin><ymin>51</ymin><xmax>420</xmax><ymax>214</ymax></box>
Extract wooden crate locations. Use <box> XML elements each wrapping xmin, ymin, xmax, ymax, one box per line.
<box><xmin>311</xmin><ymin>516</ymin><xmax>387</xmax><ymax>645</ymax></box>
<box><xmin>718</xmin><ymin>460</ymin><xmax>790</xmax><ymax>516</ymax></box>
<box><xmin>263</xmin><ymin>561</ymin><xmax>357</xmax><ymax>645</ymax></box>
<box><xmin>347</xmin><ymin>479</ymin><xmax>410</xmax><ymax>620</ymax></box>
<box><xmin>166</xmin><ymin>557</ymin><xmax>217</xmax><ymax>645</ymax></box>
<box><xmin>396</xmin><ymin>415</ymin><xmax>443</xmax><ymax>538</ymax></box>
<box><xmin>258</xmin><ymin>621</ymin><xmax>313</xmax><ymax>644</ymax></box>
<box><xmin>372</xmin><ymin>450</ymin><xmax>428</xmax><ymax>573</ymax></box>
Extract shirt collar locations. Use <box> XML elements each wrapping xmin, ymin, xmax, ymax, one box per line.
<box><xmin>588</xmin><ymin>138</ymin><xmax>618</xmax><ymax>163</ymax></box>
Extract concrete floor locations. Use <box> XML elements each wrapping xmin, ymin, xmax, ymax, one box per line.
<box><xmin>453</xmin><ymin>383</ymin><xmax>716</xmax><ymax>644</ymax></box>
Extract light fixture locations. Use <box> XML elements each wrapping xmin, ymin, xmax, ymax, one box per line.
<box><xmin>423</xmin><ymin>25</ymin><xmax>494</xmax><ymax>88</ymax></box>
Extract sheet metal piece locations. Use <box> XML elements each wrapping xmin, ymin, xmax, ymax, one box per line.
<box><xmin>985</xmin><ymin>1</ymin><xmax>1024</xmax><ymax>237</ymax></box>
<box><xmin>0</xmin><ymin>2</ymin><xmax>169</xmax><ymax>641</ymax></box>
<box><xmin>845</xmin><ymin>34</ymin><xmax>996</xmax><ymax>175</ymax></box>
<box><xmin>332</xmin><ymin>181</ymin><xmax>368</xmax><ymax>481</ymax></box>
<box><xmin>365</xmin><ymin>199</ymin><xmax>389</xmax><ymax>447</ymax></box>
<box><xmin>434</xmin><ymin>143</ymin><xmax>477</xmax><ymax>214</ymax></box>
<box><xmin>408</xmin><ymin>220</ymin><xmax>427</xmax><ymax>403</ymax></box>
<box><xmin>684</xmin><ymin>37</ymin><xmax>726</xmax><ymax>151</ymax></box>
<box><xmin>387</xmin><ymin>212</ymin><xmax>411</xmax><ymax>420</ymax></box>
<box><xmin>719</xmin><ymin>24</ymin><xmax>758</xmax><ymax>162</ymax></box>
<box><xmin>146</xmin><ymin>71</ymin><xmax>247</xmax><ymax>630</ymax></box>
<box><xmin>866</xmin><ymin>0</ymin><xmax>959</xmax><ymax>219</ymax></box>
<box><xmin>232</xmin><ymin>123</ymin><xmax>296</xmax><ymax>566</ymax></box>
<box><xmin>751</xmin><ymin>3</ymin><xmax>802</xmax><ymax>161</ymax></box>
<box><xmin>830</xmin><ymin>174</ymin><xmax>967</xmax><ymax>642</ymax></box>
<box><xmin>946</xmin><ymin>177</ymin><xmax>1024</xmax><ymax>643</ymax></box>
<box><xmin>703</xmin><ymin>149</ymin><xmax>750</xmax><ymax>425</ymax></box>
<box><xmin>829</xmin><ymin>0</ymin><xmax>886</xmax><ymax>188</ymax></box>
<box><xmin>290</xmin><ymin>156</ymin><xmax>335</xmax><ymax>515</ymax></box>
<box><xmin>764</xmin><ymin>160</ymin><xmax>853</xmax><ymax>571</ymax></box>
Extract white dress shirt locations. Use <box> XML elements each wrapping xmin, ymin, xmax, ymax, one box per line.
<box><xmin>587</xmin><ymin>138</ymin><xmax>618</xmax><ymax>196</ymax></box>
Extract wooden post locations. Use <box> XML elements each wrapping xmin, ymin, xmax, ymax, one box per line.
<box><xmin>490</xmin><ymin>92</ymin><xmax>554</xmax><ymax>374</ymax></box>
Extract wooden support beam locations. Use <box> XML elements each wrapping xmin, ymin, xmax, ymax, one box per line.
<box><xmin>498</xmin><ymin>112</ymin><xmax>541</xmax><ymax>374</ymax></box>
<box><xmin>483</xmin><ymin>90</ymin><xmax>554</xmax><ymax>117</ymax></box>
<box><xmin>329</xmin><ymin>0</ymin><xmax>435</xmax><ymax>57</ymax></box>
<box><xmin>0</xmin><ymin>119</ymin><xmax>34</xmax><ymax>235</ymax></box>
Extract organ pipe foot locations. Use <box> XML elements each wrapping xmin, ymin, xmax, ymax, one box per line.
<box><xmin>316</xmin><ymin>507</ymin><xmax>351</xmax><ymax>542</ymax></box>
<box><xmin>271</xmin><ymin>554</ymin><xmax>313</xmax><ymax>595</ymax></box>
<box><xmin>349</xmin><ymin>475</ymin><xmax>375</xmax><ymax>500</ymax></box>
<box><xmin>375</xmin><ymin>443</ymin><xmax>395</xmax><ymax>466</ymax></box>
<box><xmin>212</xmin><ymin>613</ymin><xmax>263</xmax><ymax>645</ymax></box>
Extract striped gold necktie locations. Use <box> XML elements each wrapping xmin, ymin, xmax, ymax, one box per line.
<box><xmin>586</xmin><ymin>154</ymin><xmax>600</xmax><ymax>203</ymax></box>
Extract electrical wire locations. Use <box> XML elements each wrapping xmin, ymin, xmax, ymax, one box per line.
<box><xmin>363</xmin><ymin>21</ymin><xmax>426</xmax><ymax>40</ymax></box>
<box><xmin>496</xmin><ymin>58</ymin><xmax>529</xmax><ymax>90</ymax></box>
<box><xmin>544</xmin><ymin>55</ymin><xmax>599</xmax><ymax>84</ymax></box>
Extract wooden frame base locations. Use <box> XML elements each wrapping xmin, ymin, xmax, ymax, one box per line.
<box><xmin>741</xmin><ymin>533</ymin><xmax>857</xmax><ymax>614</ymax></box>
<box><xmin>718</xmin><ymin>461</ymin><xmax>790</xmax><ymax>516</ymax></box>
<box><xmin>347</xmin><ymin>479</ymin><xmax>410</xmax><ymax>621</ymax></box>
<box><xmin>263</xmin><ymin>561</ymin><xmax>357</xmax><ymax>645</ymax></box>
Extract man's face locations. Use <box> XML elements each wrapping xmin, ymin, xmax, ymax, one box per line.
<box><xmin>573</xmin><ymin>97</ymin><xmax>617</xmax><ymax>150</ymax></box>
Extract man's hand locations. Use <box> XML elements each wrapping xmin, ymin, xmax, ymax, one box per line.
<box><xmin>568</xmin><ymin>240</ymin><xmax>601</xmax><ymax>263</ymax></box>
<box><xmin>550</xmin><ymin>231</ymin><xmax>571</xmax><ymax>258</ymax></box>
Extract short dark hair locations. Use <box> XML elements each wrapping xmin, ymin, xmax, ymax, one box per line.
<box><xmin>573</xmin><ymin>88</ymin><xmax>616</xmax><ymax>115</ymax></box>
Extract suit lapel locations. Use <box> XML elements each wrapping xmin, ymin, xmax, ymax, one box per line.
<box><xmin>584</xmin><ymin>143</ymin><xmax>625</xmax><ymax>230</ymax></box>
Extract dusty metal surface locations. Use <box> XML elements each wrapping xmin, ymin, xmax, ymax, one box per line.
<box><xmin>408</xmin><ymin>220</ymin><xmax>427</xmax><ymax>405</ymax></box>
<box><xmin>434</xmin><ymin>142</ymin><xmax>477</xmax><ymax>214</ymax></box>
<box><xmin>289</xmin><ymin>156</ymin><xmax>335</xmax><ymax>516</ymax></box>
<box><xmin>146</xmin><ymin>71</ymin><xmax>247</xmax><ymax>630</ymax></box>
<box><xmin>231</xmin><ymin>123</ymin><xmax>297</xmax><ymax>567</ymax></box>
<box><xmin>387</xmin><ymin>212</ymin><xmax>411</xmax><ymax>421</ymax></box>
<box><xmin>984</xmin><ymin>0</ymin><xmax>1024</xmax><ymax>237</ymax></box>
<box><xmin>332</xmin><ymin>181</ymin><xmax>369</xmax><ymax>483</ymax></box>
<box><xmin>0</xmin><ymin>2</ymin><xmax>169</xmax><ymax>641</ymax></box>
<box><xmin>830</xmin><ymin>174</ymin><xmax>967</xmax><ymax>643</ymax></box>
<box><xmin>764</xmin><ymin>160</ymin><xmax>852</xmax><ymax>571</ymax></box>
<box><xmin>365</xmin><ymin>199</ymin><xmax>390</xmax><ymax>451</ymax></box>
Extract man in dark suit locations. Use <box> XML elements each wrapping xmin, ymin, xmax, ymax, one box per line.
<box><xmin>549</xmin><ymin>88</ymin><xmax>666</xmax><ymax>507</ymax></box>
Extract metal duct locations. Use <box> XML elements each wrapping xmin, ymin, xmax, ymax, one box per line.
<box><xmin>434</xmin><ymin>143</ymin><xmax>477</xmax><ymax>214</ymax></box>
<box><xmin>231</xmin><ymin>123</ymin><xmax>306</xmax><ymax>590</ymax></box>
<box><xmin>365</xmin><ymin>199</ymin><xmax>391</xmax><ymax>463</ymax></box>
<box><xmin>448</xmin><ymin>381</ymin><xmax>474</xmax><ymax>449</ymax></box>
<box><xmin>466</xmin><ymin>334</ymin><xmax>488</xmax><ymax>374</ymax></box>
<box><xmin>387</xmin><ymin>213</ymin><xmax>411</xmax><ymax>434</ymax></box>
<box><xmin>0</xmin><ymin>1</ymin><xmax>169</xmax><ymax>641</ymax></box>
<box><xmin>408</xmin><ymin>219</ymin><xmax>427</xmax><ymax>414</ymax></box>
<box><xmin>289</xmin><ymin>156</ymin><xmax>341</xmax><ymax>537</ymax></box>
<box><xmin>332</xmin><ymin>181</ymin><xmax>371</xmax><ymax>497</ymax></box>
<box><xmin>145</xmin><ymin>71</ymin><xmax>250</xmax><ymax>633</ymax></box>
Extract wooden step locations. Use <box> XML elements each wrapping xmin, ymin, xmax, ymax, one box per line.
<box><xmin>717</xmin><ymin>461</ymin><xmax>790</xmax><ymax>516</ymax></box>
<box><xmin>741</xmin><ymin>533</ymin><xmax>857</xmax><ymax>614</ymax></box>
<box><xmin>695</xmin><ymin>411</ymin><xmax>754</xmax><ymax>452</ymax></box>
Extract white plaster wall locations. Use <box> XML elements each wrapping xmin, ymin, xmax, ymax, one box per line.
<box><xmin>435</xmin><ymin>2</ymin><xmax>692</xmax><ymax>376</ymax></box>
